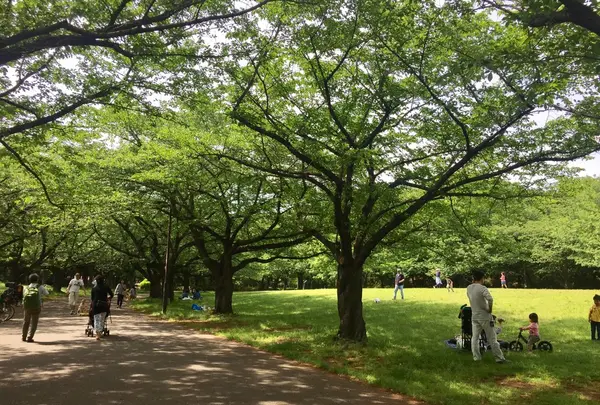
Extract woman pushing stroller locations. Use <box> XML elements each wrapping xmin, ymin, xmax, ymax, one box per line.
<box><xmin>91</xmin><ymin>275</ymin><xmax>113</xmax><ymax>341</ymax></box>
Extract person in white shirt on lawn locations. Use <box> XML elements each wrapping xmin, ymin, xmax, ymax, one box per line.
<box><xmin>466</xmin><ymin>270</ymin><xmax>508</xmax><ymax>364</ymax></box>
<box><xmin>67</xmin><ymin>273</ymin><xmax>85</xmax><ymax>315</ymax></box>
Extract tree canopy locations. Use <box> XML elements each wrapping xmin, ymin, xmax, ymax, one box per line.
<box><xmin>1</xmin><ymin>0</ymin><xmax>599</xmax><ymax>342</ymax></box>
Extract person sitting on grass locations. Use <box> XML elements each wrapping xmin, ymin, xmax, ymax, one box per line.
<box><xmin>520</xmin><ymin>313</ymin><xmax>540</xmax><ymax>352</ymax></box>
<box><xmin>180</xmin><ymin>286</ymin><xmax>190</xmax><ymax>299</ymax></box>
<box><xmin>192</xmin><ymin>289</ymin><xmax>201</xmax><ymax>300</ymax></box>
<box><xmin>589</xmin><ymin>294</ymin><xmax>600</xmax><ymax>340</ymax></box>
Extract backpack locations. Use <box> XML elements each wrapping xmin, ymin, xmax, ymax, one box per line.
<box><xmin>23</xmin><ymin>285</ymin><xmax>41</xmax><ymax>310</ymax></box>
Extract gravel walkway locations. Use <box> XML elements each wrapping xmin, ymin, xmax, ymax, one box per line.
<box><xmin>0</xmin><ymin>299</ymin><xmax>422</xmax><ymax>405</ymax></box>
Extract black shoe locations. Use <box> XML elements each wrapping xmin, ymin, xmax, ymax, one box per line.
<box><xmin>22</xmin><ymin>337</ymin><xmax>26</xmax><ymax>342</ymax></box>
<box><xmin>26</xmin><ymin>337</ymin><xmax>34</xmax><ymax>343</ymax></box>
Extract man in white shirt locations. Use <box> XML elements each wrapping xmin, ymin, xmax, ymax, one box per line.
<box><xmin>67</xmin><ymin>273</ymin><xmax>85</xmax><ymax>315</ymax></box>
<box><xmin>466</xmin><ymin>270</ymin><xmax>508</xmax><ymax>363</ymax></box>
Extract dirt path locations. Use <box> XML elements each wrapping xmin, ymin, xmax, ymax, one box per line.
<box><xmin>0</xmin><ymin>299</ymin><xmax>421</xmax><ymax>405</ymax></box>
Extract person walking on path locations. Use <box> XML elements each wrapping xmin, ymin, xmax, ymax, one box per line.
<box><xmin>589</xmin><ymin>294</ymin><xmax>600</xmax><ymax>340</ymax></box>
<box><xmin>22</xmin><ymin>273</ymin><xmax>49</xmax><ymax>343</ymax></box>
<box><xmin>393</xmin><ymin>270</ymin><xmax>405</xmax><ymax>300</ymax></box>
<box><xmin>466</xmin><ymin>270</ymin><xmax>508</xmax><ymax>363</ymax></box>
<box><xmin>91</xmin><ymin>275</ymin><xmax>113</xmax><ymax>340</ymax></box>
<box><xmin>114</xmin><ymin>280</ymin><xmax>126</xmax><ymax>309</ymax></box>
<box><xmin>500</xmin><ymin>272</ymin><xmax>508</xmax><ymax>288</ymax></box>
<box><xmin>128</xmin><ymin>285</ymin><xmax>137</xmax><ymax>301</ymax></box>
<box><xmin>67</xmin><ymin>273</ymin><xmax>85</xmax><ymax>315</ymax></box>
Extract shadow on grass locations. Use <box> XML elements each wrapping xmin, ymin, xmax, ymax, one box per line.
<box><xmin>0</xmin><ymin>300</ymin><xmax>423</xmax><ymax>405</ymax></box>
<box><xmin>133</xmin><ymin>289</ymin><xmax>600</xmax><ymax>405</ymax></box>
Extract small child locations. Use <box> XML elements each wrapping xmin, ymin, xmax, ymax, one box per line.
<box><xmin>495</xmin><ymin>317</ymin><xmax>505</xmax><ymax>337</ymax></box>
<box><xmin>520</xmin><ymin>313</ymin><xmax>540</xmax><ymax>351</ymax></box>
<box><xmin>494</xmin><ymin>317</ymin><xmax>509</xmax><ymax>350</ymax></box>
<box><xmin>446</xmin><ymin>278</ymin><xmax>454</xmax><ymax>292</ymax></box>
<box><xmin>589</xmin><ymin>294</ymin><xmax>600</xmax><ymax>340</ymax></box>
<box><xmin>129</xmin><ymin>286</ymin><xmax>137</xmax><ymax>301</ymax></box>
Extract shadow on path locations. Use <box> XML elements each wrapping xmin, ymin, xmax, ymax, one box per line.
<box><xmin>0</xmin><ymin>300</ymin><xmax>422</xmax><ymax>405</ymax></box>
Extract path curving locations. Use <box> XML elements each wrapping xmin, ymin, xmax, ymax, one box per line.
<box><xmin>0</xmin><ymin>299</ymin><xmax>422</xmax><ymax>405</ymax></box>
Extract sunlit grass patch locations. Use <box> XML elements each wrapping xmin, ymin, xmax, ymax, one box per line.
<box><xmin>132</xmin><ymin>288</ymin><xmax>600</xmax><ymax>405</ymax></box>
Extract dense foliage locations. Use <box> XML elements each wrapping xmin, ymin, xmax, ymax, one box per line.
<box><xmin>1</xmin><ymin>0</ymin><xmax>599</xmax><ymax>340</ymax></box>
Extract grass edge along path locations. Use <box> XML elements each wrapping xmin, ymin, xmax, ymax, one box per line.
<box><xmin>131</xmin><ymin>288</ymin><xmax>600</xmax><ymax>405</ymax></box>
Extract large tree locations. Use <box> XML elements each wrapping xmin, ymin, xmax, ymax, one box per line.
<box><xmin>225</xmin><ymin>0</ymin><xmax>600</xmax><ymax>341</ymax></box>
<box><xmin>0</xmin><ymin>0</ymin><xmax>276</xmax><ymax>145</ymax></box>
<box><xmin>481</xmin><ymin>0</ymin><xmax>600</xmax><ymax>36</ymax></box>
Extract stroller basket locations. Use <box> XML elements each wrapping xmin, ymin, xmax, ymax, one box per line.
<box><xmin>85</xmin><ymin>301</ymin><xmax>111</xmax><ymax>337</ymax></box>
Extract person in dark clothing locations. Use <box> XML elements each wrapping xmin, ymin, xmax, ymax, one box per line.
<box><xmin>91</xmin><ymin>275</ymin><xmax>113</xmax><ymax>340</ymax></box>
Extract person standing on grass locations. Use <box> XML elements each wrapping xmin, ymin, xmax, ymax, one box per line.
<box><xmin>434</xmin><ymin>269</ymin><xmax>443</xmax><ymax>288</ymax></box>
<box><xmin>91</xmin><ymin>275</ymin><xmax>113</xmax><ymax>341</ymax></box>
<box><xmin>446</xmin><ymin>278</ymin><xmax>454</xmax><ymax>292</ymax></box>
<box><xmin>67</xmin><ymin>273</ymin><xmax>85</xmax><ymax>315</ymax></box>
<box><xmin>22</xmin><ymin>273</ymin><xmax>49</xmax><ymax>343</ymax></box>
<box><xmin>393</xmin><ymin>270</ymin><xmax>405</xmax><ymax>300</ymax></box>
<box><xmin>466</xmin><ymin>270</ymin><xmax>508</xmax><ymax>363</ymax></box>
<box><xmin>500</xmin><ymin>272</ymin><xmax>508</xmax><ymax>288</ymax></box>
<box><xmin>589</xmin><ymin>294</ymin><xmax>600</xmax><ymax>340</ymax></box>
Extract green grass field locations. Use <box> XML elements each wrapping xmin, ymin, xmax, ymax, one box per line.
<box><xmin>133</xmin><ymin>288</ymin><xmax>599</xmax><ymax>405</ymax></box>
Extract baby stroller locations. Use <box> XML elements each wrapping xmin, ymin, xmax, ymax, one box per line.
<box><xmin>85</xmin><ymin>300</ymin><xmax>111</xmax><ymax>337</ymax></box>
<box><xmin>458</xmin><ymin>305</ymin><xmax>508</xmax><ymax>351</ymax></box>
<box><xmin>458</xmin><ymin>304</ymin><xmax>487</xmax><ymax>351</ymax></box>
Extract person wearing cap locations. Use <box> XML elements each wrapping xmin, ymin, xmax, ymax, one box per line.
<box><xmin>393</xmin><ymin>270</ymin><xmax>405</xmax><ymax>300</ymax></box>
<box><xmin>67</xmin><ymin>273</ymin><xmax>85</xmax><ymax>315</ymax></box>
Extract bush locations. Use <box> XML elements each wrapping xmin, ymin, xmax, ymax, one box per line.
<box><xmin>139</xmin><ymin>278</ymin><xmax>151</xmax><ymax>291</ymax></box>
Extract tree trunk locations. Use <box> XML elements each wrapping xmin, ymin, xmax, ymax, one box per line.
<box><xmin>148</xmin><ymin>272</ymin><xmax>163</xmax><ymax>298</ymax></box>
<box><xmin>8</xmin><ymin>261</ymin><xmax>24</xmax><ymax>282</ymax></box>
<box><xmin>182</xmin><ymin>270</ymin><xmax>190</xmax><ymax>291</ymax></box>
<box><xmin>260</xmin><ymin>275</ymin><xmax>266</xmax><ymax>290</ymax></box>
<box><xmin>167</xmin><ymin>265</ymin><xmax>176</xmax><ymax>300</ymax></box>
<box><xmin>297</xmin><ymin>272</ymin><xmax>304</xmax><ymax>290</ymax></box>
<box><xmin>213</xmin><ymin>256</ymin><xmax>234</xmax><ymax>314</ymax></box>
<box><xmin>336</xmin><ymin>261</ymin><xmax>367</xmax><ymax>342</ymax></box>
<box><xmin>52</xmin><ymin>267</ymin><xmax>67</xmax><ymax>292</ymax></box>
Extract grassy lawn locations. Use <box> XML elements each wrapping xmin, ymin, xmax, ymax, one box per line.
<box><xmin>132</xmin><ymin>288</ymin><xmax>599</xmax><ymax>405</ymax></box>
